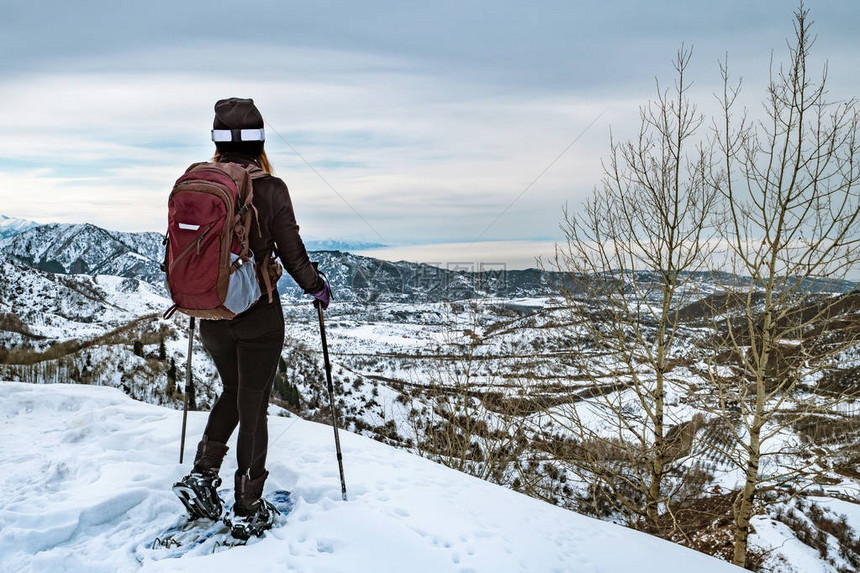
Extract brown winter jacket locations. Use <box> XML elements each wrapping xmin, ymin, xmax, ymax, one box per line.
<box><xmin>217</xmin><ymin>153</ymin><xmax>324</xmax><ymax>296</ymax></box>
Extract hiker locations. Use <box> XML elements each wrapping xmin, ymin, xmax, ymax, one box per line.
<box><xmin>174</xmin><ymin>97</ymin><xmax>331</xmax><ymax>537</ymax></box>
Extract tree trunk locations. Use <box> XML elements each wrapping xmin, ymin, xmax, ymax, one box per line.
<box><xmin>733</xmin><ymin>390</ymin><xmax>763</xmax><ymax>569</ymax></box>
<box><xmin>646</xmin><ymin>328</ymin><xmax>667</xmax><ymax>530</ymax></box>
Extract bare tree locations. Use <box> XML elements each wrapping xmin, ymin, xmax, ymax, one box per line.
<box><xmin>546</xmin><ymin>48</ymin><xmax>718</xmax><ymax>533</ymax></box>
<box><xmin>706</xmin><ymin>6</ymin><xmax>860</xmax><ymax>568</ymax></box>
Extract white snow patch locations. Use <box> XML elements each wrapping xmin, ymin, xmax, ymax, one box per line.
<box><xmin>0</xmin><ymin>381</ymin><xmax>742</xmax><ymax>573</ymax></box>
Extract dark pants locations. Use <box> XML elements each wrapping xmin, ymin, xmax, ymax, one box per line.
<box><xmin>199</xmin><ymin>297</ymin><xmax>285</xmax><ymax>479</ymax></box>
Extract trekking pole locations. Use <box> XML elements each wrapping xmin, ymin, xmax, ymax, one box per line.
<box><xmin>179</xmin><ymin>316</ymin><xmax>196</xmax><ymax>464</ymax></box>
<box><xmin>313</xmin><ymin>263</ymin><xmax>347</xmax><ymax>501</ymax></box>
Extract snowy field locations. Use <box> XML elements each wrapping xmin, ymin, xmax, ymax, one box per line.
<box><xmin>0</xmin><ymin>382</ymin><xmax>742</xmax><ymax>573</ymax></box>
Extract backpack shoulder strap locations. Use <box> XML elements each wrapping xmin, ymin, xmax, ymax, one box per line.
<box><xmin>259</xmin><ymin>251</ymin><xmax>275</xmax><ymax>303</ymax></box>
<box><xmin>236</xmin><ymin>165</ymin><xmax>263</xmax><ymax>239</ymax></box>
<box><xmin>243</xmin><ymin>166</ymin><xmax>280</xmax><ymax>302</ymax></box>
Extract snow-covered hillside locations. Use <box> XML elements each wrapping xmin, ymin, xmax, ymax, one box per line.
<box><xmin>2</xmin><ymin>217</ymin><xmax>859</xmax><ymax>571</ymax></box>
<box><xmin>0</xmin><ymin>261</ymin><xmax>168</xmax><ymax>342</ymax></box>
<box><xmin>0</xmin><ymin>382</ymin><xmax>741</xmax><ymax>573</ymax></box>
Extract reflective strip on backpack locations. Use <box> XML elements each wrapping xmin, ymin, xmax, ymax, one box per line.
<box><xmin>178</xmin><ymin>223</ymin><xmax>201</xmax><ymax>230</ymax></box>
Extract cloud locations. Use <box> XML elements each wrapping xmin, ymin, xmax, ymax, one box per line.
<box><xmin>0</xmin><ymin>45</ymin><xmax>626</xmax><ymax>241</ymax></box>
<box><xmin>2</xmin><ymin>1</ymin><xmax>858</xmax><ymax>247</ymax></box>
<box><xmin>4</xmin><ymin>1</ymin><xmax>837</xmax><ymax>87</ymax></box>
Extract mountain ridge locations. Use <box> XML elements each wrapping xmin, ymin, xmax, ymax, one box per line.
<box><xmin>0</xmin><ymin>221</ymin><xmax>565</xmax><ymax>302</ymax></box>
<box><xmin>2</xmin><ymin>220</ymin><xmax>855</xmax><ymax>305</ymax></box>
<box><xmin>0</xmin><ymin>214</ymin><xmax>39</xmax><ymax>239</ymax></box>
<box><xmin>0</xmin><ymin>223</ymin><xmax>165</xmax><ymax>286</ymax></box>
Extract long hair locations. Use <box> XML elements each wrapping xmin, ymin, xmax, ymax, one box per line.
<box><xmin>257</xmin><ymin>150</ymin><xmax>273</xmax><ymax>174</ymax></box>
<box><xmin>212</xmin><ymin>149</ymin><xmax>273</xmax><ymax>174</ymax></box>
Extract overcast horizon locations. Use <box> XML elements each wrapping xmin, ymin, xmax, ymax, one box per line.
<box><xmin>3</xmin><ymin>1</ymin><xmax>859</xmax><ymax>267</ymax></box>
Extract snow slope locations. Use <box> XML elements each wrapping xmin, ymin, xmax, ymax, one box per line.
<box><xmin>0</xmin><ymin>261</ymin><xmax>168</xmax><ymax>341</ymax></box>
<box><xmin>0</xmin><ymin>382</ymin><xmax>744</xmax><ymax>573</ymax></box>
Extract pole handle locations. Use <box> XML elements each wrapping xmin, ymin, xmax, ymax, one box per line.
<box><xmin>310</xmin><ymin>261</ymin><xmax>334</xmax><ymax>305</ymax></box>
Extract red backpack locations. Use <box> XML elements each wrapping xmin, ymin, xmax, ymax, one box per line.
<box><xmin>162</xmin><ymin>162</ymin><xmax>272</xmax><ymax>320</ymax></box>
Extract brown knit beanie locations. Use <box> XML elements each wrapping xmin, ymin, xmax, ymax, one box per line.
<box><xmin>212</xmin><ymin>97</ymin><xmax>265</xmax><ymax>156</ymax></box>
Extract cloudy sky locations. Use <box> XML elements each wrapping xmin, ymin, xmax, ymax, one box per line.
<box><xmin>2</xmin><ymin>1</ymin><xmax>858</xmax><ymax>267</ymax></box>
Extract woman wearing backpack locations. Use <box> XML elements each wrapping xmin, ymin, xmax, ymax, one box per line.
<box><xmin>174</xmin><ymin>97</ymin><xmax>331</xmax><ymax>539</ymax></box>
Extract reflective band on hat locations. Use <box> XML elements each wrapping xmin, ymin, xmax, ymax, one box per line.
<box><xmin>241</xmin><ymin>128</ymin><xmax>265</xmax><ymax>141</ymax></box>
<box><xmin>211</xmin><ymin>128</ymin><xmax>266</xmax><ymax>142</ymax></box>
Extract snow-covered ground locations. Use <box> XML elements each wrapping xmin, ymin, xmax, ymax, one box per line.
<box><xmin>0</xmin><ymin>382</ymin><xmax>742</xmax><ymax>573</ymax></box>
<box><xmin>0</xmin><ymin>262</ymin><xmax>168</xmax><ymax>343</ymax></box>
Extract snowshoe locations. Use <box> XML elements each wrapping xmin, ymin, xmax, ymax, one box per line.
<box><xmin>225</xmin><ymin>469</ymin><xmax>276</xmax><ymax>540</ymax></box>
<box><xmin>172</xmin><ymin>436</ymin><xmax>229</xmax><ymax>520</ymax></box>
<box><xmin>172</xmin><ymin>473</ymin><xmax>224</xmax><ymax>520</ymax></box>
<box><xmin>137</xmin><ymin>490</ymin><xmax>292</xmax><ymax>561</ymax></box>
<box><xmin>224</xmin><ymin>498</ymin><xmax>278</xmax><ymax>540</ymax></box>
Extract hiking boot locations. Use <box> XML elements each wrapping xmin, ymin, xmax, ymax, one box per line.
<box><xmin>191</xmin><ymin>436</ymin><xmax>230</xmax><ymax>476</ymax></box>
<box><xmin>226</xmin><ymin>470</ymin><xmax>275</xmax><ymax>540</ymax></box>
<box><xmin>172</xmin><ymin>437</ymin><xmax>229</xmax><ymax>520</ymax></box>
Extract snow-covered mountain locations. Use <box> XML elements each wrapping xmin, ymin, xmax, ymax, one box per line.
<box><xmin>2</xmin><ymin>221</ymin><xmax>856</xmax><ymax>306</ymax></box>
<box><xmin>0</xmin><ymin>222</ymin><xmax>564</xmax><ymax>302</ymax></box>
<box><xmin>0</xmin><ymin>214</ymin><xmax>39</xmax><ymax>239</ymax></box>
<box><xmin>0</xmin><ymin>381</ymin><xmax>742</xmax><ymax>573</ymax></box>
<box><xmin>0</xmin><ymin>223</ymin><xmax>165</xmax><ymax>286</ymax></box>
<box><xmin>278</xmin><ymin>250</ymin><xmax>562</xmax><ymax>302</ymax></box>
